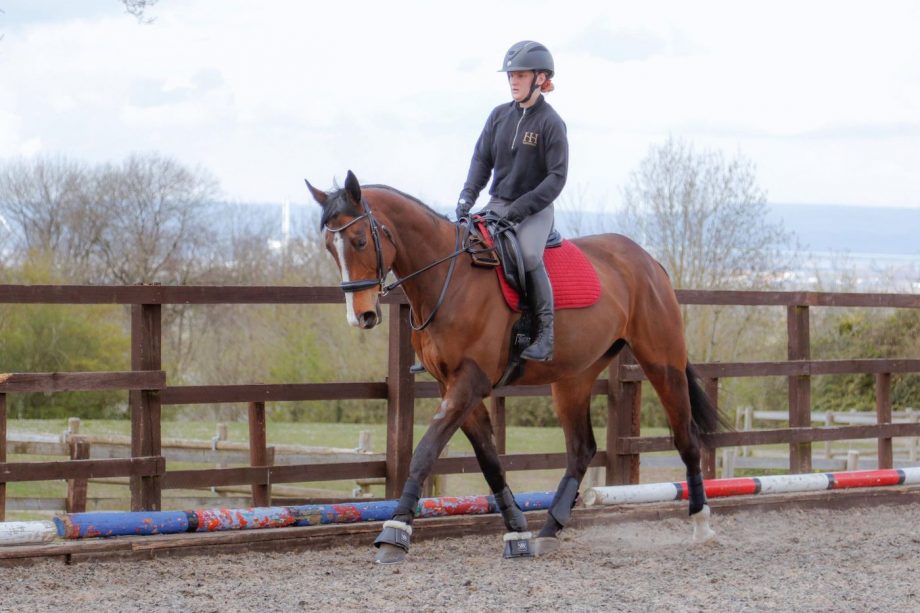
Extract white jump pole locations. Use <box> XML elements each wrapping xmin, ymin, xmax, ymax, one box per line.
<box><xmin>584</xmin><ymin>467</ymin><xmax>920</xmax><ymax>507</ymax></box>
<box><xmin>0</xmin><ymin>521</ymin><xmax>57</xmax><ymax>546</ymax></box>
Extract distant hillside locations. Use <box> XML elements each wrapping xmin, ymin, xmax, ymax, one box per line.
<box><xmin>206</xmin><ymin>201</ymin><xmax>920</xmax><ymax>260</ymax></box>
<box><xmin>768</xmin><ymin>204</ymin><xmax>920</xmax><ymax>256</ymax></box>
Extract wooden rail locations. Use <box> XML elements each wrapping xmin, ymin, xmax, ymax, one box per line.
<box><xmin>0</xmin><ymin>284</ymin><xmax>919</xmax><ymax>520</ymax></box>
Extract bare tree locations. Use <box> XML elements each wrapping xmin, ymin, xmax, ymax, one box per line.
<box><xmin>94</xmin><ymin>153</ymin><xmax>218</xmax><ymax>285</ymax></box>
<box><xmin>619</xmin><ymin>137</ymin><xmax>798</xmax><ymax>364</ymax></box>
<box><xmin>620</xmin><ymin>137</ymin><xmax>795</xmax><ymax>290</ymax></box>
<box><xmin>555</xmin><ymin>183</ymin><xmax>619</xmax><ymax>238</ymax></box>
<box><xmin>121</xmin><ymin>0</ymin><xmax>158</xmax><ymax>23</ymax></box>
<box><xmin>0</xmin><ymin>156</ymin><xmax>108</xmax><ymax>278</ymax></box>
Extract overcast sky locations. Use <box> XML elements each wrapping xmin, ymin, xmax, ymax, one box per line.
<box><xmin>1</xmin><ymin>0</ymin><xmax>918</xmax><ymax>211</ymax></box>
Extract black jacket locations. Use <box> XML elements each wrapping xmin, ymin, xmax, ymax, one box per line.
<box><xmin>458</xmin><ymin>96</ymin><xmax>568</xmax><ymax>221</ymax></box>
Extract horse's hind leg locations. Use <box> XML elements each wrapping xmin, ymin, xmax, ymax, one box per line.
<box><xmin>532</xmin><ymin>370</ymin><xmax>602</xmax><ymax>555</ymax></box>
<box><xmin>629</xmin><ymin>346</ymin><xmax>716</xmax><ymax>544</ymax></box>
<box><xmin>460</xmin><ymin>402</ymin><xmax>533</xmax><ymax>558</ymax></box>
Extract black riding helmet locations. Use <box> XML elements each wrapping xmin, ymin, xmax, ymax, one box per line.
<box><xmin>499</xmin><ymin>40</ymin><xmax>555</xmax><ymax>78</ymax></box>
<box><xmin>500</xmin><ymin>41</ymin><xmax>554</xmax><ymax>105</ymax></box>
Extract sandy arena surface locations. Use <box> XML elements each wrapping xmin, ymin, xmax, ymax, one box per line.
<box><xmin>3</xmin><ymin>503</ymin><xmax>920</xmax><ymax>612</ymax></box>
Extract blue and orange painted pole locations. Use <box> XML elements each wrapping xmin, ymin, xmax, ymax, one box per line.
<box><xmin>5</xmin><ymin>468</ymin><xmax>919</xmax><ymax>547</ymax></box>
<box><xmin>42</xmin><ymin>491</ymin><xmax>556</xmax><ymax>543</ymax></box>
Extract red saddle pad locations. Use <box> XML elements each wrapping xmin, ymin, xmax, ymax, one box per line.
<box><xmin>476</xmin><ymin>222</ymin><xmax>601</xmax><ymax>312</ymax></box>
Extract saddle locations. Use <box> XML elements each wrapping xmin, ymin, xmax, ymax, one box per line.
<box><xmin>463</xmin><ymin>214</ymin><xmax>600</xmax><ymax>387</ymax></box>
<box><xmin>466</xmin><ymin>213</ymin><xmax>563</xmax><ymax>387</ymax></box>
<box><xmin>468</xmin><ymin>212</ymin><xmax>562</xmax><ymax>303</ymax></box>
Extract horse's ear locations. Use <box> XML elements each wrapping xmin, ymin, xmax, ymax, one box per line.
<box><xmin>304</xmin><ymin>179</ymin><xmax>327</xmax><ymax>206</ymax></box>
<box><xmin>344</xmin><ymin>170</ymin><xmax>362</xmax><ymax>204</ymax></box>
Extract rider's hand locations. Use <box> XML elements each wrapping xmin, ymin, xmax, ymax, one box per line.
<box><xmin>503</xmin><ymin>207</ymin><xmax>525</xmax><ymax>224</ymax></box>
<box><xmin>455</xmin><ymin>199</ymin><xmax>472</xmax><ymax>222</ymax></box>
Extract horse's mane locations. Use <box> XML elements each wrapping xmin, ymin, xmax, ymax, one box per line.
<box><xmin>319</xmin><ymin>183</ymin><xmax>449</xmax><ymax>230</ymax></box>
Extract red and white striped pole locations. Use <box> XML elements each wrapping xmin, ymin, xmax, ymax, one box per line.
<box><xmin>584</xmin><ymin>467</ymin><xmax>920</xmax><ymax>507</ymax></box>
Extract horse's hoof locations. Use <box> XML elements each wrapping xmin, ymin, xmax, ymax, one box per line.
<box><xmin>531</xmin><ymin>536</ymin><xmax>561</xmax><ymax>557</ymax></box>
<box><xmin>374</xmin><ymin>543</ymin><xmax>408</xmax><ymax>565</ymax></box>
<box><xmin>691</xmin><ymin>504</ymin><xmax>717</xmax><ymax>544</ymax></box>
<box><xmin>693</xmin><ymin>526</ymin><xmax>717</xmax><ymax>544</ymax></box>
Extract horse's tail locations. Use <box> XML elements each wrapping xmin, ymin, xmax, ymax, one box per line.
<box><xmin>685</xmin><ymin>364</ymin><xmax>729</xmax><ymax>433</ymax></box>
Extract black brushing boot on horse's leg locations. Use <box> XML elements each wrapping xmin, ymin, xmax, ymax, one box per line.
<box><xmin>520</xmin><ymin>263</ymin><xmax>554</xmax><ymax>362</ymax></box>
<box><xmin>460</xmin><ymin>402</ymin><xmax>532</xmax><ymax>558</ymax></box>
<box><xmin>533</xmin><ymin>475</ymin><xmax>579</xmax><ymax>555</ymax></box>
<box><xmin>494</xmin><ymin>486</ymin><xmax>533</xmax><ymax>558</ymax></box>
<box><xmin>374</xmin><ymin>477</ymin><xmax>421</xmax><ymax>564</ymax></box>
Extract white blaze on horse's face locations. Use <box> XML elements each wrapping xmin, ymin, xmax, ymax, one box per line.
<box><xmin>333</xmin><ymin>231</ymin><xmax>361</xmax><ymax>328</ymax></box>
<box><xmin>325</xmin><ymin>220</ymin><xmax>383</xmax><ymax>330</ymax></box>
<box><xmin>307</xmin><ymin>175</ymin><xmax>383</xmax><ymax>330</ymax></box>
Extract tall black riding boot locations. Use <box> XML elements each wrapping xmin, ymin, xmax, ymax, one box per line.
<box><xmin>520</xmin><ymin>263</ymin><xmax>555</xmax><ymax>362</ymax></box>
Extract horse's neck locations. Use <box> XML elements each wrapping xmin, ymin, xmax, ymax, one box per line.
<box><xmin>380</xmin><ymin>198</ymin><xmax>458</xmax><ymax>319</ymax></box>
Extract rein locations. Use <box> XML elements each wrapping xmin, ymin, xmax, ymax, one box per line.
<box><xmin>323</xmin><ymin>198</ymin><xmax>474</xmax><ymax>332</ymax></box>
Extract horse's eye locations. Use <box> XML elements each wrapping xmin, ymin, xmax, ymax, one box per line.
<box><xmin>353</xmin><ymin>236</ymin><xmax>368</xmax><ymax>250</ymax></box>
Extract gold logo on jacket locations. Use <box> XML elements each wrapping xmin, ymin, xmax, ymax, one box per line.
<box><xmin>522</xmin><ymin>132</ymin><xmax>539</xmax><ymax>146</ymax></box>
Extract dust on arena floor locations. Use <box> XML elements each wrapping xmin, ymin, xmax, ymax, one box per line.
<box><xmin>2</xmin><ymin>489</ymin><xmax>920</xmax><ymax>611</ymax></box>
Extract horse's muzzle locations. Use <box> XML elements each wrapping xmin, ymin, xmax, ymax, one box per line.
<box><xmin>357</xmin><ymin>301</ymin><xmax>382</xmax><ymax>329</ymax></box>
<box><xmin>358</xmin><ymin>311</ymin><xmax>379</xmax><ymax>329</ymax></box>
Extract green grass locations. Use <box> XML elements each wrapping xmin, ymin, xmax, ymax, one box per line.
<box><xmin>8</xmin><ymin>418</ymin><xmax>672</xmax><ymax>455</ymax></box>
<box><xmin>3</xmin><ymin>419</ymin><xmax>675</xmax><ymax>521</ymax></box>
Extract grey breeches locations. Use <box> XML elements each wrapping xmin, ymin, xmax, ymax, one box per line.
<box><xmin>484</xmin><ymin>197</ymin><xmax>554</xmax><ymax>272</ymax></box>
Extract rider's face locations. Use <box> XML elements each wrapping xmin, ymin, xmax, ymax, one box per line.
<box><xmin>508</xmin><ymin>70</ymin><xmax>544</xmax><ymax>103</ymax></box>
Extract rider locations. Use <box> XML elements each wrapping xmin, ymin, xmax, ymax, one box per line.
<box><xmin>456</xmin><ymin>40</ymin><xmax>568</xmax><ymax>362</ymax></box>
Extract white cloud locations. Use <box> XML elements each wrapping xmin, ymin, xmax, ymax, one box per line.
<box><xmin>18</xmin><ymin>137</ymin><xmax>43</xmax><ymax>156</ymax></box>
<box><xmin>0</xmin><ymin>0</ymin><xmax>917</xmax><ymax>208</ymax></box>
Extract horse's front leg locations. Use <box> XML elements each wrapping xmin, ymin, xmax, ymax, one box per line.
<box><xmin>374</xmin><ymin>359</ymin><xmax>491</xmax><ymax>565</ymax></box>
<box><xmin>461</xmin><ymin>402</ymin><xmax>533</xmax><ymax>558</ymax></box>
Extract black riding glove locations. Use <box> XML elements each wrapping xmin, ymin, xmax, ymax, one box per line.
<box><xmin>455</xmin><ymin>198</ymin><xmax>472</xmax><ymax>222</ymax></box>
<box><xmin>503</xmin><ymin>206</ymin><xmax>526</xmax><ymax>224</ymax></box>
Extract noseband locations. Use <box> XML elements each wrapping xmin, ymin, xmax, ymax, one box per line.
<box><xmin>323</xmin><ymin>197</ymin><xmax>468</xmax><ymax>331</ymax></box>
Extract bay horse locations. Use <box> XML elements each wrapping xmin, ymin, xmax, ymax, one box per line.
<box><xmin>306</xmin><ymin>171</ymin><xmax>722</xmax><ymax>564</ymax></box>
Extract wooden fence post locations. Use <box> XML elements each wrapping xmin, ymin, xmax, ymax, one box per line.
<box><xmin>248</xmin><ymin>401</ymin><xmax>271</xmax><ymax>507</ymax></box>
<box><xmin>67</xmin><ymin>416</ymin><xmax>81</xmax><ymax>438</ymax></box>
<box><xmin>742</xmin><ymin>406</ymin><xmax>753</xmax><ymax>457</ymax></box>
<box><xmin>787</xmin><ymin>304</ymin><xmax>812</xmax><ymax>474</ymax></box>
<box><xmin>846</xmin><ymin>449</ymin><xmax>860</xmax><ymax>471</ymax></box>
<box><xmin>66</xmin><ymin>437</ymin><xmax>90</xmax><ymax>513</ymax></box>
<box><xmin>386</xmin><ymin>302</ymin><xmax>415</xmax><ymax>499</ymax></box>
<box><xmin>489</xmin><ymin>396</ymin><xmax>507</xmax><ymax>455</ymax></box>
<box><xmin>130</xmin><ymin>303</ymin><xmax>162</xmax><ymax>511</ymax></box>
<box><xmin>909</xmin><ymin>409</ymin><xmax>919</xmax><ymax>463</ymax></box>
<box><xmin>357</xmin><ymin>430</ymin><xmax>373</xmax><ymax>453</ymax></box>
<box><xmin>0</xmin><ymin>393</ymin><xmax>6</xmax><ymax>521</ymax></box>
<box><xmin>606</xmin><ymin>348</ymin><xmax>641</xmax><ymax>485</ymax></box>
<box><xmin>876</xmin><ymin>373</ymin><xmax>893</xmax><ymax>469</ymax></box>
<box><xmin>702</xmin><ymin>378</ymin><xmax>719</xmax><ymax>479</ymax></box>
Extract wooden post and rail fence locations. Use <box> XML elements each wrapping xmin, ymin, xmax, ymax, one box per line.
<box><xmin>1</xmin><ymin>285</ymin><xmax>920</xmax><ymax>521</ymax></box>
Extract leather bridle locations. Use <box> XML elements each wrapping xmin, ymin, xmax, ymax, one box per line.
<box><xmin>323</xmin><ymin>196</ymin><xmax>389</xmax><ymax>294</ymax></box>
<box><xmin>323</xmin><ymin>197</ymin><xmax>469</xmax><ymax>331</ymax></box>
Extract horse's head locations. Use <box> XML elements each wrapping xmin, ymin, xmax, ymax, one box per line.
<box><xmin>306</xmin><ymin>170</ymin><xmax>394</xmax><ymax>329</ymax></box>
